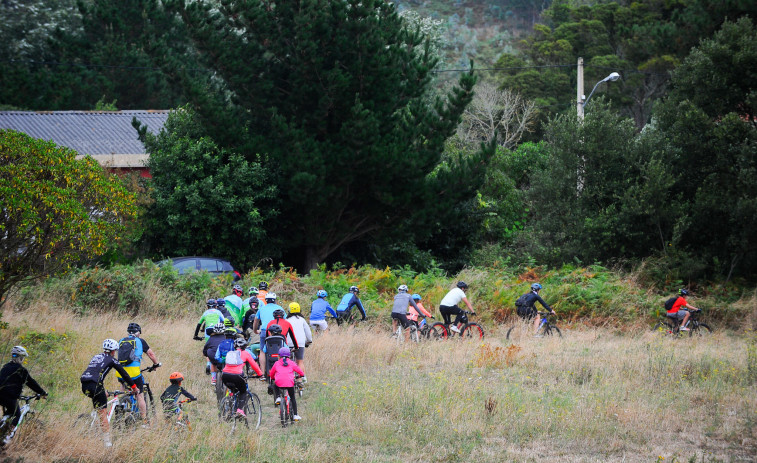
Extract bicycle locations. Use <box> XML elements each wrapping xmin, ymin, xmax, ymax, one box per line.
<box><xmin>0</xmin><ymin>394</ymin><xmax>43</xmax><ymax>448</ymax></box>
<box><xmin>394</xmin><ymin>315</ymin><xmax>435</xmax><ymax>342</ymax></box>
<box><xmin>76</xmin><ymin>390</ymin><xmax>134</xmax><ymax>431</ymax></box>
<box><xmin>165</xmin><ymin>399</ymin><xmax>194</xmax><ymax>431</ymax></box>
<box><xmin>429</xmin><ymin>311</ymin><xmax>485</xmax><ymax>340</ymax></box>
<box><xmin>278</xmin><ymin>387</ymin><xmax>295</xmax><ymax>428</ymax></box>
<box><xmin>506</xmin><ymin>312</ymin><xmax>562</xmax><ymax>339</ymax></box>
<box><xmin>219</xmin><ymin>374</ymin><xmax>262</xmax><ymax>431</ymax></box>
<box><xmin>334</xmin><ymin>308</ymin><xmax>364</xmax><ymax>327</ymax></box>
<box><xmin>653</xmin><ymin>309</ymin><xmax>712</xmax><ymax>337</ymax></box>
<box><xmin>118</xmin><ymin>364</ymin><xmax>161</xmax><ymax>422</ymax></box>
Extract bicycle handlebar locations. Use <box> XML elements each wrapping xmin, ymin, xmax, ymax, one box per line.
<box><xmin>19</xmin><ymin>394</ymin><xmax>42</xmax><ymax>402</ymax></box>
<box><xmin>141</xmin><ymin>363</ymin><xmax>162</xmax><ymax>373</ymax></box>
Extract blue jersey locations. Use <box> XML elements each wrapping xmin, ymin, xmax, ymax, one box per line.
<box><xmin>215</xmin><ymin>338</ymin><xmax>236</xmax><ymax>365</ymax></box>
<box><xmin>336</xmin><ymin>293</ymin><xmax>366</xmax><ymax>319</ymax></box>
<box><xmin>310</xmin><ymin>298</ymin><xmax>337</xmax><ymax>321</ymax></box>
<box><xmin>255</xmin><ymin>303</ymin><xmax>281</xmax><ymax>331</ymax></box>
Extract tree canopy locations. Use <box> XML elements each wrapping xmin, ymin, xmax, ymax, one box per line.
<box><xmin>0</xmin><ymin>129</ymin><xmax>137</xmax><ymax>305</ymax></box>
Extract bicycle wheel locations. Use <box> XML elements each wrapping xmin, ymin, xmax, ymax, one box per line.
<box><xmin>689</xmin><ymin>323</ymin><xmax>713</xmax><ymax>337</ymax></box>
<box><xmin>75</xmin><ymin>413</ymin><xmax>97</xmax><ymax>432</ymax></box>
<box><xmin>215</xmin><ymin>376</ymin><xmax>227</xmax><ymax>405</ymax></box>
<box><xmin>279</xmin><ymin>392</ymin><xmax>289</xmax><ymax>428</ymax></box>
<box><xmin>428</xmin><ymin>323</ymin><xmax>448</xmax><ymax>341</ymax></box>
<box><xmin>461</xmin><ymin>323</ymin><xmax>485</xmax><ymax>340</ymax></box>
<box><xmin>409</xmin><ymin>327</ymin><xmax>420</xmax><ymax>343</ymax></box>
<box><xmin>544</xmin><ymin>325</ymin><xmax>562</xmax><ymax>337</ymax></box>
<box><xmin>247</xmin><ymin>393</ymin><xmax>262</xmax><ymax>430</ymax></box>
<box><xmin>219</xmin><ymin>395</ymin><xmax>233</xmax><ymax>422</ymax></box>
<box><xmin>144</xmin><ymin>385</ymin><xmax>157</xmax><ymax>417</ymax></box>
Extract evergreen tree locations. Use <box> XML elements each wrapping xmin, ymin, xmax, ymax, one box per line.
<box><xmin>161</xmin><ymin>0</ymin><xmax>489</xmax><ymax>270</ymax></box>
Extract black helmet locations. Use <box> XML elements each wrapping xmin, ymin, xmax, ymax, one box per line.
<box><xmin>259</xmin><ymin>281</ymin><xmax>269</xmax><ymax>290</ymax></box>
<box><xmin>206</xmin><ymin>298</ymin><xmax>215</xmax><ymax>307</ymax></box>
<box><xmin>349</xmin><ymin>285</ymin><xmax>359</xmax><ymax>294</ymax></box>
<box><xmin>127</xmin><ymin>323</ymin><xmax>141</xmax><ymax>334</ymax></box>
<box><xmin>679</xmin><ymin>288</ymin><xmax>689</xmax><ymax>296</ymax></box>
<box><xmin>234</xmin><ymin>338</ymin><xmax>248</xmax><ymax>349</ymax></box>
<box><xmin>268</xmin><ymin>324</ymin><xmax>282</xmax><ymax>336</ymax></box>
<box><xmin>273</xmin><ymin>308</ymin><xmax>286</xmax><ymax>319</ymax></box>
<box><xmin>456</xmin><ymin>281</ymin><xmax>468</xmax><ymax>289</ymax></box>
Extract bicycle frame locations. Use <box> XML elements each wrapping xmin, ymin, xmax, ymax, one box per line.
<box><xmin>1</xmin><ymin>395</ymin><xmax>41</xmax><ymax>446</ymax></box>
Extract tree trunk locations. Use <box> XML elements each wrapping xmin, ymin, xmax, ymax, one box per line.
<box><xmin>304</xmin><ymin>246</ymin><xmax>323</xmax><ymax>273</ymax></box>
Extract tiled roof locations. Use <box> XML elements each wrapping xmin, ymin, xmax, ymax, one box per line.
<box><xmin>0</xmin><ymin>110</ymin><xmax>169</xmax><ymax>163</ymax></box>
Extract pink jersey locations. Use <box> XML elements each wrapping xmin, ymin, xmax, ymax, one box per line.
<box><xmin>268</xmin><ymin>358</ymin><xmax>305</xmax><ymax>388</ymax></box>
<box><xmin>222</xmin><ymin>349</ymin><xmax>263</xmax><ymax>376</ymax></box>
<box><xmin>407</xmin><ymin>302</ymin><xmax>432</xmax><ymax>322</ymax></box>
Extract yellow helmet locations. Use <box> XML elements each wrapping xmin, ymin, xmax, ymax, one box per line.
<box><xmin>288</xmin><ymin>302</ymin><xmax>301</xmax><ymax>314</ymax></box>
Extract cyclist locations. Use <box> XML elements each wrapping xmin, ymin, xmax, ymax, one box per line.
<box><xmin>439</xmin><ymin>281</ymin><xmax>475</xmax><ymax>334</ymax></box>
<box><xmin>269</xmin><ymin>346</ymin><xmax>305</xmax><ymax>422</ymax></box>
<box><xmin>666</xmin><ymin>289</ymin><xmax>700</xmax><ymax>332</ymax></box>
<box><xmin>0</xmin><ymin>346</ymin><xmax>47</xmax><ymax>446</ymax></box>
<box><xmin>257</xmin><ymin>281</ymin><xmax>269</xmax><ymax>304</ymax></box>
<box><xmin>391</xmin><ymin>284</ymin><xmax>422</xmax><ymax>342</ymax></box>
<box><xmin>215</xmin><ymin>326</ymin><xmax>241</xmax><ymax>368</ymax></box>
<box><xmin>224</xmin><ymin>285</ymin><xmax>245</xmax><ymax>327</ymax></box>
<box><xmin>203</xmin><ymin>323</ymin><xmax>226</xmax><ymax>385</ymax></box>
<box><xmin>310</xmin><ymin>289</ymin><xmax>337</xmax><ymax>332</ymax></box>
<box><xmin>115</xmin><ymin>323</ymin><xmax>160</xmax><ymax>424</ymax></box>
<box><xmin>515</xmin><ymin>283</ymin><xmax>554</xmax><ymax>335</ymax></box>
<box><xmin>242</xmin><ymin>298</ymin><xmax>260</xmax><ymax>340</ymax></box>
<box><xmin>407</xmin><ymin>294</ymin><xmax>434</xmax><ymax>325</ymax></box>
<box><xmin>80</xmin><ymin>339</ymin><xmax>137</xmax><ymax>448</ymax></box>
<box><xmin>252</xmin><ymin>292</ymin><xmax>282</xmax><ymax>374</ymax></box>
<box><xmin>160</xmin><ymin>372</ymin><xmax>196</xmax><ymax>417</ymax></box>
<box><xmin>221</xmin><ymin>338</ymin><xmax>263</xmax><ymax>417</ymax></box>
<box><xmin>194</xmin><ymin>299</ymin><xmax>225</xmax><ymax>340</ymax></box>
<box><xmin>216</xmin><ymin>298</ymin><xmax>235</xmax><ymax>326</ymax></box>
<box><xmin>287</xmin><ymin>302</ymin><xmax>313</xmax><ymax>368</ymax></box>
<box><xmin>267</xmin><ymin>308</ymin><xmax>299</xmax><ymax>350</ymax></box>
<box><xmin>335</xmin><ymin>285</ymin><xmax>367</xmax><ymax>323</ymax></box>
<box><xmin>240</xmin><ymin>287</ymin><xmax>260</xmax><ymax>325</ymax></box>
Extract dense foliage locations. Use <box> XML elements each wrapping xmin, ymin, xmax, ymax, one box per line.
<box><xmin>0</xmin><ymin>130</ymin><xmax>137</xmax><ymax>305</ymax></box>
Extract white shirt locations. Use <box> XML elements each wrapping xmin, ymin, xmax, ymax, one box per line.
<box><xmin>287</xmin><ymin>316</ymin><xmax>313</xmax><ymax>348</ymax></box>
<box><xmin>440</xmin><ymin>287</ymin><xmax>466</xmax><ymax>307</ymax></box>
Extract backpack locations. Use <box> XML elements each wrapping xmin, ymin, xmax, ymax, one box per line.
<box><xmin>225</xmin><ymin>349</ymin><xmax>243</xmax><ymax>367</ymax></box>
<box><xmin>117</xmin><ymin>336</ymin><xmax>142</xmax><ymax>366</ymax></box>
<box><xmin>664</xmin><ymin>297</ymin><xmax>679</xmax><ymax>312</ymax></box>
<box><xmin>514</xmin><ymin>293</ymin><xmax>530</xmax><ymax>315</ymax></box>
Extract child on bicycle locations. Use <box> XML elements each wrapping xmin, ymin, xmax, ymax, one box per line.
<box><xmin>160</xmin><ymin>372</ymin><xmax>197</xmax><ymax>418</ymax></box>
<box><xmin>408</xmin><ymin>294</ymin><xmax>434</xmax><ymax>325</ymax></box>
<box><xmin>269</xmin><ymin>346</ymin><xmax>306</xmax><ymax>422</ymax></box>
<box><xmin>0</xmin><ymin>346</ymin><xmax>47</xmax><ymax>446</ymax></box>
<box><xmin>221</xmin><ymin>338</ymin><xmax>263</xmax><ymax>417</ymax></box>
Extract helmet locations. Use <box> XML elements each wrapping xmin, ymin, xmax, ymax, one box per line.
<box><xmin>249</xmin><ymin>286</ymin><xmax>259</xmax><ymax>296</ymax></box>
<box><xmin>679</xmin><ymin>289</ymin><xmax>689</xmax><ymax>296</ymax></box>
<box><xmin>225</xmin><ymin>327</ymin><xmax>237</xmax><ymax>337</ymax></box>
<box><xmin>317</xmin><ymin>289</ymin><xmax>327</xmax><ymax>298</ymax></box>
<box><xmin>206</xmin><ymin>298</ymin><xmax>215</xmax><ymax>307</ymax></box>
<box><xmin>531</xmin><ymin>283</ymin><xmax>542</xmax><ymax>292</ymax></box>
<box><xmin>212</xmin><ymin>323</ymin><xmax>225</xmax><ymax>334</ymax></box>
<box><xmin>412</xmin><ymin>294</ymin><xmax>421</xmax><ymax>301</ymax></box>
<box><xmin>169</xmin><ymin>372</ymin><xmax>184</xmax><ymax>381</ymax></box>
<box><xmin>259</xmin><ymin>281</ymin><xmax>269</xmax><ymax>290</ymax></box>
<box><xmin>102</xmin><ymin>339</ymin><xmax>118</xmax><ymax>352</ymax></box>
<box><xmin>457</xmin><ymin>281</ymin><xmax>468</xmax><ymax>289</ymax></box>
<box><xmin>10</xmin><ymin>346</ymin><xmax>28</xmax><ymax>358</ymax></box>
<box><xmin>278</xmin><ymin>346</ymin><xmax>291</xmax><ymax>358</ymax></box>
<box><xmin>273</xmin><ymin>308</ymin><xmax>286</xmax><ymax>319</ymax></box>
<box><xmin>398</xmin><ymin>284</ymin><xmax>408</xmax><ymax>293</ymax></box>
<box><xmin>232</xmin><ymin>284</ymin><xmax>243</xmax><ymax>295</ymax></box>
<box><xmin>289</xmin><ymin>302</ymin><xmax>301</xmax><ymax>314</ymax></box>
<box><xmin>250</xmin><ymin>298</ymin><xmax>259</xmax><ymax>306</ymax></box>
<box><xmin>224</xmin><ymin>318</ymin><xmax>234</xmax><ymax>328</ymax></box>
<box><xmin>234</xmin><ymin>338</ymin><xmax>248</xmax><ymax>349</ymax></box>
<box><xmin>349</xmin><ymin>285</ymin><xmax>359</xmax><ymax>294</ymax></box>
<box><xmin>268</xmin><ymin>324</ymin><xmax>282</xmax><ymax>336</ymax></box>
<box><xmin>127</xmin><ymin>323</ymin><xmax>141</xmax><ymax>334</ymax></box>
<box><xmin>216</xmin><ymin>298</ymin><xmax>226</xmax><ymax>307</ymax></box>
<box><xmin>265</xmin><ymin>292</ymin><xmax>277</xmax><ymax>302</ymax></box>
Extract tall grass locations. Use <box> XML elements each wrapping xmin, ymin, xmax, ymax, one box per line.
<box><xmin>0</xmin><ymin>304</ymin><xmax>754</xmax><ymax>462</ymax></box>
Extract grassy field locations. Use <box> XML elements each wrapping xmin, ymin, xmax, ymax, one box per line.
<box><xmin>0</xmin><ymin>302</ymin><xmax>755</xmax><ymax>462</ymax></box>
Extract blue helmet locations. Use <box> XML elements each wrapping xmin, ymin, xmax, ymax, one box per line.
<box><xmin>679</xmin><ymin>288</ymin><xmax>689</xmax><ymax>296</ymax></box>
<box><xmin>412</xmin><ymin>294</ymin><xmax>421</xmax><ymax>301</ymax></box>
<box><xmin>317</xmin><ymin>289</ymin><xmax>328</xmax><ymax>298</ymax></box>
<box><xmin>531</xmin><ymin>283</ymin><xmax>542</xmax><ymax>292</ymax></box>
<box><xmin>216</xmin><ymin>298</ymin><xmax>226</xmax><ymax>307</ymax></box>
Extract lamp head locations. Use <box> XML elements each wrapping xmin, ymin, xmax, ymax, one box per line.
<box><xmin>604</xmin><ymin>72</ymin><xmax>620</xmax><ymax>82</ymax></box>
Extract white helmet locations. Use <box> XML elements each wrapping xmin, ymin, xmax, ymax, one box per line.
<box><xmin>10</xmin><ymin>346</ymin><xmax>28</xmax><ymax>358</ymax></box>
<box><xmin>265</xmin><ymin>292</ymin><xmax>277</xmax><ymax>301</ymax></box>
<box><xmin>102</xmin><ymin>339</ymin><xmax>119</xmax><ymax>352</ymax></box>
<box><xmin>398</xmin><ymin>284</ymin><xmax>408</xmax><ymax>293</ymax></box>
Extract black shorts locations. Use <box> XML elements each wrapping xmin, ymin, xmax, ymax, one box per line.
<box><xmin>391</xmin><ymin>312</ymin><xmax>412</xmax><ymax>329</ymax></box>
<box><xmin>81</xmin><ymin>381</ymin><xmax>108</xmax><ymax>409</ymax></box>
<box><xmin>118</xmin><ymin>375</ymin><xmax>144</xmax><ymax>393</ymax></box>
<box><xmin>516</xmin><ymin>306</ymin><xmax>537</xmax><ymax>320</ymax></box>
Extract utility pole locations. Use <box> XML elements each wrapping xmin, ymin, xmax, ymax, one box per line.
<box><xmin>577</xmin><ymin>57</ymin><xmax>584</xmax><ymax>120</ymax></box>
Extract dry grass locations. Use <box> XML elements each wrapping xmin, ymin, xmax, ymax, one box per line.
<box><xmin>0</xmin><ymin>305</ymin><xmax>755</xmax><ymax>463</ymax></box>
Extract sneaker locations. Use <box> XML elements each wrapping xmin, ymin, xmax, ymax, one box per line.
<box><xmin>449</xmin><ymin>325</ymin><xmax>460</xmax><ymax>333</ymax></box>
<box><xmin>680</xmin><ymin>327</ymin><xmax>690</xmax><ymax>331</ymax></box>
<box><xmin>259</xmin><ymin>376</ymin><xmax>267</xmax><ymax>382</ymax></box>
<box><xmin>236</xmin><ymin>408</ymin><xmax>246</xmax><ymax>417</ymax></box>
<box><xmin>533</xmin><ymin>334</ymin><xmax>544</xmax><ymax>338</ymax></box>
<box><xmin>293</xmin><ymin>414</ymin><xmax>302</xmax><ymax>421</ymax></box>
<box><xmin>275</xmin><ymin>396</ymin><xmax>281</xmax><ymax>405</ymax></box>
<box><xmin>104</xmin><ymin>441</ymin><xmax>113</xmax><ymax>448</ymax></box>
<box><xmin>211</xmin><ymin>377</ymin><xmax>216</xmax><ymax>385</ymax></box>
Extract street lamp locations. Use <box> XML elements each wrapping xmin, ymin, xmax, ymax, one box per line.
<box><xmin>581</xmin><ymin>72</ymin><xmax>620</xmax><ymax>113</ymax></box>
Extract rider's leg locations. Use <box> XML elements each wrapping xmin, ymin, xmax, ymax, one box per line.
<box><xmin>679</xmin><ymin>311</ymin><xmax>691</xmax><ymax>330</ymax></box>
<box><xmin>533</xmin><ymin>314</ymin><xmax>541</xmax><ymax>334</ymax></box>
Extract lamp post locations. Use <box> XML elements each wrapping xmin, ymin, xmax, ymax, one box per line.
<box><xmin>577</xmin><ymin>71</ymin><xmax>620</xmax><ymax>120</ymax></box>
